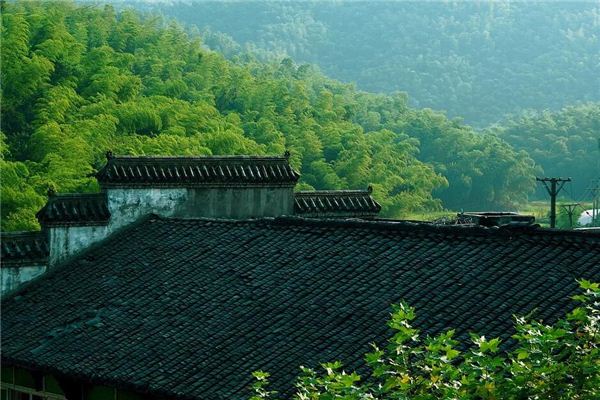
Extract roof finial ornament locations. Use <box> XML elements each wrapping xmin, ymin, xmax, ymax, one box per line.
<box><xmin>106</xmin><ymin>150</ymin><xmax>114</xmax><ymax>160</ymax></box>
<box><xmin>47</xmin><ymin>187</ymin><xmax>56</xmax><ymax>197</ymax></box>
<box><xmin>284</xmin><ymin>150</ymin><xmax>291</xmax><ymax>159</ymax></box>
<box><xmin>367</xmin><ymin>185</ymin><xmax>373</xmax><ymax>194</ymax></box>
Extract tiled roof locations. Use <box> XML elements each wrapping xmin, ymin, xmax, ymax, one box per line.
<box><xmin>294</xmin><ymin>188</ymin><xmax>381</xmax><ymax>217</ymax></box>
<box><xmin>36</xmin><ymin>193</ymin><xmax>110</xmax><ymax>226</ymax></box>
<box><xmin>2</xmin><ymin>216</ymin><xmax>599</xmax><ymax>399</ymax></box>
<box><xmin>1</xmin><ymin>231</ymin><xmax>49</xmax><ymax>266</ymax></box>
<box><xmin>96</xmin><ymin>153</ymin><xmax>300</xmax><ymax>188</ymax></box>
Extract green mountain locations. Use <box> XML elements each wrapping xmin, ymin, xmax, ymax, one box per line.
<box><xmin>491</xmin><ymin>103</ymin><xmax>600</xmax><ymax>198</ymax></box>
<box><xmin>1</xmin><ymin>1</ymin><xmax>538</xmax><ymax>231</ymax></box>
<box><xmin>142</xmin><ymin>0</ymin><xmax>600</xmax><ymax>128</ymax></box>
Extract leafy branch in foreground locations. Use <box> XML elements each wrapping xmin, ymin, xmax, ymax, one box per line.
<box><xmin>251</xmin><ymin>280</ymin><xmax>599</xmax><ymax>399</ymax></box>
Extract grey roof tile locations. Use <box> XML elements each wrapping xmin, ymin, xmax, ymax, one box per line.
<box><xmin>36</xmin><ymin>193</ymin><xmax>110</xmax><ymax>226</ymax></box>
<box><xmin>294</xmin><ymin>189</ymin><xmax>381</xmax><ymax>216</ymax></box>
<box><xmin>1</xmin><ymin>231</ymin><xmax>49</xmax><ymax>265</ymax></box>
<box><xmin>1</xmin><ymin>216</ymin><xmax>599</xmax><ymax>399</ymax></box>
<box><xmin>96</xmin><ymin>154</ymin><xmax>299</xmax><ymax>188</ymax></box>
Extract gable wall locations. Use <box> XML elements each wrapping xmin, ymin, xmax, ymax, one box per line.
<box><xmin>48</xmin><ymin>225</ymin><xmax>110</xmax><ymax>266</ymax></box>
<box><xmin>1</xmin><ymin>265</ymin><xmax>47</xmax><ymax>294</ymax></box>
<box><xmin>106</xmin><ymin>187</ymin><xmax>294</xmax><ymax>226</ymax></box>
<box><xmin>46</xmin><ymin>186</ymin><xmax>294</xmax><ymax>266</ymax></box>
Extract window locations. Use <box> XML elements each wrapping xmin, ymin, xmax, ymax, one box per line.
<box><xmin>3</xmin><ymin>390</ymin><xmax>40</xmax><ymax>399</ymax></box>
<box><xmin>1</xmin><ymin>367</ymin><xmax>66</xmax><ymax>400</ymax></box>
<box><xmin>0</xmin><ymin>387</ymin><xmax>64</xmax><ymax>400</ymax></box>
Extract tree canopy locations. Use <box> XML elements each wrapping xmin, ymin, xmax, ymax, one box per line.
<box><xmin>1</xmin><ymin>1</ymin><xmax>540</xmax><ymax>231</ymax></box>
<box><xmin>489</xmin><ymin>103</ymin><xmax>600</xmax><ymax>198</ymax></box>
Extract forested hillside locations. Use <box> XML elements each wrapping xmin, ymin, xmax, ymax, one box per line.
<box><xmin>1</xmin><ymin>1</ymin><xmax>538</xmax><ymax>231</ymax></box>
<box><xmin>490</xmin><ymin>104</ymin><xmax>600</xmax><ymax>198</ymax></box>
<box><xmin>140</xmin><ymin>0</ymin><xmax>600</xmax><ymax>127</ymax></box>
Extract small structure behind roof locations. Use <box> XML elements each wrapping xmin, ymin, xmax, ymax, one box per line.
<box><xmin>457</xmin><ymin>211</ymin><xmax>536</xmax><ymax>227</ymax></box>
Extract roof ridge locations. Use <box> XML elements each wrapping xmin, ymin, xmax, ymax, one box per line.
<box><xmin>37</xmin><ymin>191</ymin><xmax>110</xmax><ymax>226</ymax></box>
<box><xmin>47</xmin><ymin>192</ymin><xmax>107</xmax><ymax>200</ymax></box>
<box><xmin>96</xmin><ymin>154</ymin><xmax>300</xmax><ymax>187</ymax></box>
<box><xmin>295</xmin><ymin>190</ymin><xmax>372</xmax><ymax>196</ymax></box>
<box><xmin>293</xmin><ymin>188</ymin><xmax>381</xmax><ymax>215</ymax></box>
<box><xmin>1</xmin><ymin>231</ymin><xmax>46</xmax><ymax>238</ymax></box>
<box><xmin>1</xmin><ymin>231</ymin><xmax>49</xmax><ymax>274</ymax></box>
<box><xmin>109</xmin><ymin>155</ymin><xmax>290</xmax><ymax>161</ymax></box>
<box><xmin>271</xmin><ymin>216</ymin><xmax>600</xmax><ymax>240</ymax></box>
<box><xmin>148</xmin><ymin>215</ymin><xmax>600</xmax><ymax>243</ymax></box>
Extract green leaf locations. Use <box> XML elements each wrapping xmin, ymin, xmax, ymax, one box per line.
<box><xmin>252</xmin><ymin>371</ymin><xmax>270</xmax><ymax>380</ymax></box>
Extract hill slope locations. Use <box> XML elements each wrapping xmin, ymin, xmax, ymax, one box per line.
<box><xmin>1</xmin><ymin>1</ymin><xmax>538</xmax><ymax>230</ymax></box>
<box><xmin>143</xmin><ymin>0</ymin><xmax>600</xmax><ymax>127</ymax></box>
<box><xmin>491</xmin><ymin>103</ymin><xmax>600</xmax><ymax>198</ymax></box>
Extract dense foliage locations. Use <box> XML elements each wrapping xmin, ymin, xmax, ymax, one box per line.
<box><xmin>251</xmin><ymin>280</ymin><xmax>600</xmax><ymax>399</ymax></box>
<box><xmin>1</xmin><ymin>1</ymin><xmax>537</xmax><ymax>231</ymax></box>
<box><xmin>142</xmin><ymin>0</ymin><xmax>600</xmax><ymax>127</ymax></box>
<box><xmin>489</xmin><ymin>104</ymin><xmax>600</xmax><ymax>198</ymax></box>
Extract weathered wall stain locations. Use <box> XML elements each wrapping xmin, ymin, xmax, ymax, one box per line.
<box><xmin>1</xmin><ymin>265</ymin><xmax>47</xmax><ymax>293</ymax></box>
<box><xmin>46</xmin><ymin>187</ymin><xmax>294</xmax><ymax>267</ymax></box>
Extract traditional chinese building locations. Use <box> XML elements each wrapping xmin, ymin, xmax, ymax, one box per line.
<box><xmin>1</xmin><ymin>153</ymin><xmax>380</xmax><ymax>293</ymax></box>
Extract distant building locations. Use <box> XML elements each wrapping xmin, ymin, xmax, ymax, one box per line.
<box><xmin>1</xmin><ymin>153</ymin><xmax>599</xmax><ymax>399</ymax></box>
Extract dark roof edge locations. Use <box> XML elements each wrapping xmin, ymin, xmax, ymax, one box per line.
<box><xmin>35</xmin><ymin>191</ymin><xmax>111</xmax><ymax>226</ymax></box>
<box><xmin>295</xmin><ymin>189</ymin><xmax>372</xmax><ymax>196</ymax></box>
<box><xmin>95</xmin><ymin>154</ymin><xmax>301</xmax><ymax>186</ymax></box>
<box><xmin>1</xmin><ymin>231</ymin><xmax>49</xmax><ymax>270</ymax></box>
<box><xmin>39</xmin><ymin>221</ymin><xmax>110</xmax><ymax>227</ymax></box>
<box><xmin>294</xmin><ymin>212</ymin><xmax>378</xmax><ymax>217</ymax></box>
<box><xmin>0</xmin><ymin>357</ymin><xmax>198</xmax><ymax>400</ymax></box>
<box><xmin>271</xmin><ymin>216</ymin><xmax>600</xmax><ymax>240</ymax></box>
<box><xmin>106</xmin><ymin>155</ymin><xmax>291</xmax><ymax>162</ymax></box>
<box><xmin>99</xmin><ymin>182</ymin><xmax>298</xmax><ymax>189</ymax></box>
<box><xmin>1</xmin><ymin>231</ymin><xmax>46</xmax><ymax>239</ymax></box>
<box><xmin>0</xmin><ymin>259</ymin><xmax>48</xmax><ymax>269</ymax></box>
<box><xmin>148</xmin><ymin>215</ymin><xmax>600</xmax><ymax>243</ymax></box>
<box><xmin>44</xmin><ymin>192</ymin><xmax>107</xmax><ymax>199</ymax></box>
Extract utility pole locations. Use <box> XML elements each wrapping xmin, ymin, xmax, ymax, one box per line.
<box><xmin>536</xmin><ymin>177</ymin><xmax>571</xmax><ymax>228</ymax></box>
<box><xmin>596</xmin><ymin>188</ymin><xmax>600</xmax><ymax>226</ymax></box>
<box><xmin>560</xmin><ymin>203</ymin><xmax>580</xmax><ymax>229</ymax></box>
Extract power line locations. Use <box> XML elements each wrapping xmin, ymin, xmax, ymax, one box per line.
<box><xmin>536</xmin><ymin>177</ymin><xmax>571</xmax><ymax>228</ymax></box>
<box><xmin>559</xmin><ymin>203</ymin><xmax>580</xmax><ymax>229</ymax></box>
